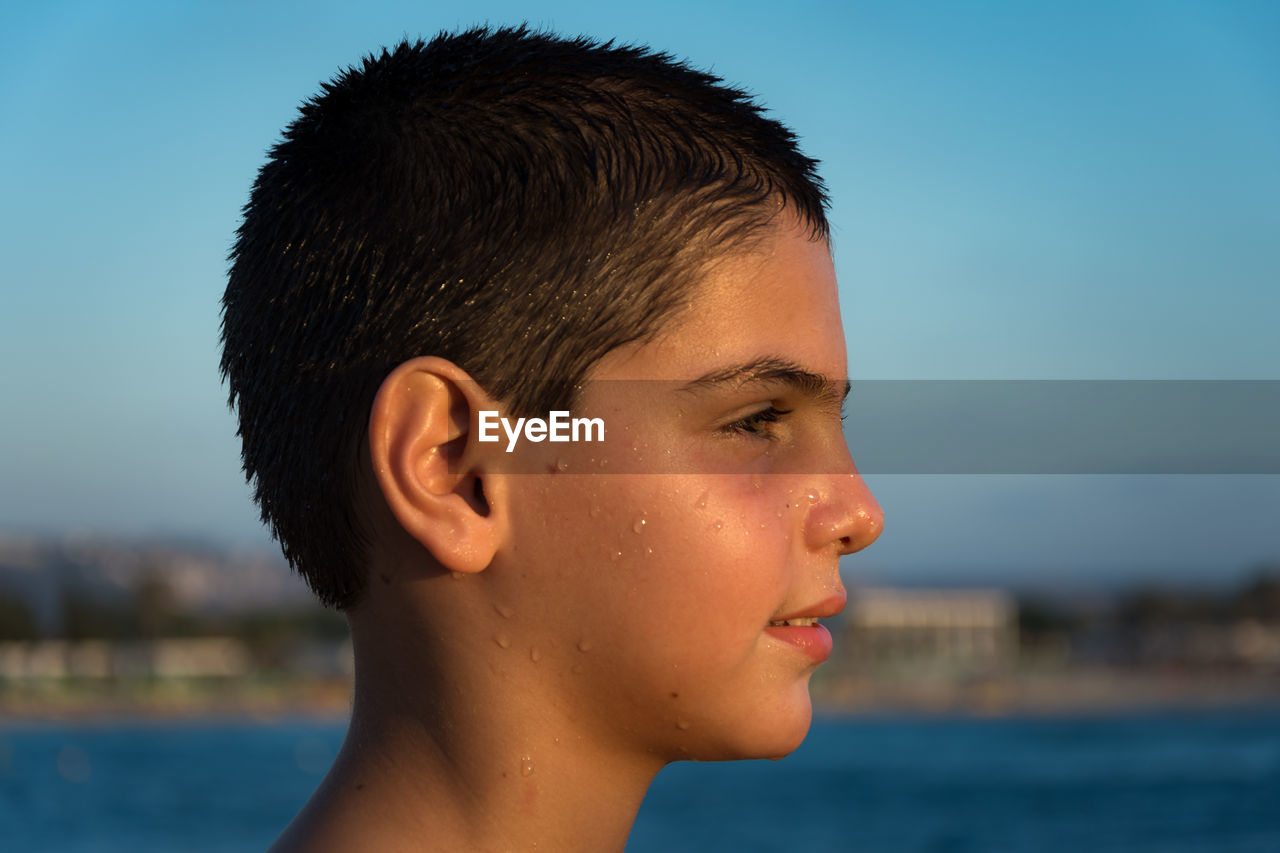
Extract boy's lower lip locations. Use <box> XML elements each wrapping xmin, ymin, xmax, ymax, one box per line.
<box><xmin>762</xmin><ymin>623</ymin><xmax>832</xmax><ymax>662</ymax></box>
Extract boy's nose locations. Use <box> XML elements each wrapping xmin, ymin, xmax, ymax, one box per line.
<box><xmin>804</xmin><ymin>463</ymin><xmax>883</xmax><ymax>556</ymax></box>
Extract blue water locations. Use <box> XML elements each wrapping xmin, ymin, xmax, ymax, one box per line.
<box><xmin>2</xmin><ymin>710</ymin><xmax>1279</xmax><ymax>852</ymax></box>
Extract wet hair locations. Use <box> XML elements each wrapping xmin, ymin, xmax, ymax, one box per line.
<box><xmin>221</xmin><ymin>25</ymin><xmax>829</xmax><ymax>608</ymax></box>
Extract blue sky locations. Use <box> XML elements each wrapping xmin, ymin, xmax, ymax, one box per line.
<box><xmin>1</xmin><ymin>0</ymin><xmax>1277</xmax><ymax>588</ymax></box>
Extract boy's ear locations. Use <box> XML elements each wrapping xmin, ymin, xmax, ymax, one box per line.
<box><xmin>368</xmin><ymin>357</ymin><xmax>505</xmax><ymax>574</ymax></box>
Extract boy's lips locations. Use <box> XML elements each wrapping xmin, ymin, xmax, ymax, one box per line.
<box><xmin>767</xmin><ymin>593</ymin><xmax>847</xmax><ymax>625</ymax></box>
<box><xmin>763</xmin><ymin>594</ymin><xmax>846</xmax><ymax>662</ymax></box>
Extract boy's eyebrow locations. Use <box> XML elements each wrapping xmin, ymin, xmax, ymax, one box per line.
<box><xmin>680</xmin><ymin>357</ymin><xmax>851</xmax><ymax>408</ymax></box>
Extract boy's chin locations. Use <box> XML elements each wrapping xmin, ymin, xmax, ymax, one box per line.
<box><xmin>756</xmin><ymin>694</ymin><xmax>816</xmax><ymax>761</ymax></box>
<box><xmin>678</xmin><ymin>685</ymin><xmax>815</xmax><ymax>764</ymax></box>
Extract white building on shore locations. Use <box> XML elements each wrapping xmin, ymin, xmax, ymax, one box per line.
<box><xmin>840</xmin><ymin>587</ymin><xmax>1018</xmax><ymax>673</ymax></box>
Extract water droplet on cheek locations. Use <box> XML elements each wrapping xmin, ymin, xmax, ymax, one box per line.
<box><xmin>577</xmin><ymin>638</ymin><xmax>593</xmax><ymax>652</ymax></box>
<box><xmin>696</xmin><ymin>491</ymin><xmax>709</xmax><ymax>509</ymax></box>
<box><xmin>494</xmin><ymin>602</ymin><xmax>514</xmax><ymax>619</ymax></box>
<box><xmin>675</xmin><ymin>720</ymin><xmax>690</xmax><ymax>731</ymax></box>
<box><xmin>806</xmin><ymin>492</ymin><xmax>819</xmax><ymax>505</ymax></box>
<box><xmin>555</xmin><ymin>458</ymin><xmax>569</xmax><ymax>473</ymax></box>
<box><xmin>530</xmin><ymin>647</ymin><xmax>541</xmax><ymax>662</ymax></box>
<box><xmin>495</xmin><ymin>634</ymin><xmax>511</xmax><ymax>649</ymax></box>
<box><xmin>713</xmin><ymin>520</ymin><xmax>723</xmax><ymax>531</ymax></box>
<box><xmin>632</xmin><ymin>517</ymin><xmax>647</xmax><ymax>533</ymax></box>
<box><xmin>521</xmin><ymin>756</ymin><xmax>534</xmax><ymax>777</ymax></box>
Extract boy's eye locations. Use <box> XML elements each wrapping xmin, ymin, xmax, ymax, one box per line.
<box><xmin>723</xmin><ymin>405</ymin><xmax>792</xmax><ymax>439</ymax></box>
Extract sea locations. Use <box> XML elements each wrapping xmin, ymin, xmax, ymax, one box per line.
<box><xmin>2</xmin><ymin>709</ymin><xmax>1279</xmax><ymax>852</ymax></box>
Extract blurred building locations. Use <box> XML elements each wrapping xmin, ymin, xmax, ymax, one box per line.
<box><xmin>839</xmin><ymin>587</ymin><xmax>1018</xmax><ymax>674</ymax></box>
<box><xmin>0</xmin><ymin>638</ymin><xmax>252</xmax><ymax>679</ymax></box>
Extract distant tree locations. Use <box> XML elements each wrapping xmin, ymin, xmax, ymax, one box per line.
<box><xmin>1115</xmin><ymin>587</ymin><xmax>1184</xmax><ymax>627</ymax></box>
<box><xmin>59</xmin><ymin>588</ymin><xmax>131</xmax><ymax>640</ymax></box>
<box><xmin>230</xmin><ymin>604</ymin><xmax>348</xmax><ymax>668</ymax></box>
<box><xmin>0</xmin><ymin>587</ymin><xmax>37</xmax><ymax>640</ymax></box>
<box><xmin>1016</xmin><ymin>597</ymin><xmax>1080</xmax><ymax>638</ymax></box>
<box><xmin>1114</xmin><ymin>585</ymin><xmax>1235</xmax><ymax>627</ymax></box>
<box><xmin>1233</xmin><ymin>567</ymin><xmax>1280</xmax><ymax>622</ymax></box>
<box><xmin>1114</xmin><ymin>580</ymin><xmax>1254</xmax><ymax>628</ymax></box>
<box><xmin>133</xmin><ymin>569</ymin><xmax>177</xmax><ymax>639</ymax></box>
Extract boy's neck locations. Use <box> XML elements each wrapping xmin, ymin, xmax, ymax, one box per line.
<box><xmin>270</xmin><ymin>592</ymin><xmax>661</xmax><ymax>853</ymax></box>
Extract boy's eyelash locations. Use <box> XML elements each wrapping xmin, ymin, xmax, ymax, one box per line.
<box><xmin>724</xmin><ymin>406</ymin><xmax>792</xmax><ymax>438</ymax></box>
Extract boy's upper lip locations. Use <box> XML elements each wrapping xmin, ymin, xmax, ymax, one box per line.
<box><xmin>770</xmin><ymin>593</ymin><xmax>847</xmax><ymax>623</ymax></box>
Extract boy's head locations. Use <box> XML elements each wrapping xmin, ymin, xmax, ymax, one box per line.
<box><xmin>221</xmin><ymin>25</ymin><xmax>832</xmax><ymax>609</ymax></box>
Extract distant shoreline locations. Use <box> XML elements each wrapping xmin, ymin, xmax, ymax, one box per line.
<box><xmin>4</xmin><ymin>668</ymin><xmax>1279</xmax><ymax>724</ymax></box>
<box><xmin>0</xmin><ymin>676</ymin><xmax>352</xmax><ymax>724</ymax></box>
<box><xmin>813</xmin><ymin>666</ymin><xmax>1280</xmax><ymax>716</ymax></box>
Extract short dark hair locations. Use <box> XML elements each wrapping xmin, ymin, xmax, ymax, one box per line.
<box><xmin>221</xmin><ymin>25</ymin><xmax>829</xmax><ymax>609</ymax></box>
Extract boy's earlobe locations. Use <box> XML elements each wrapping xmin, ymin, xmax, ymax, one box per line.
<box><xmin>368</xmin><ymin>357</ymin><xmax>504</xmax><ymax>574</ymax></box>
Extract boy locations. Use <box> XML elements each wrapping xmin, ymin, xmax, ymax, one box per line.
<box><xmin>221</xmin><ymin>25</ymin><xmax>882</xmax><ymax>852</ymax></box>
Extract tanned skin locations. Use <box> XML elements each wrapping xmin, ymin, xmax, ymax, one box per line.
<box><xmin>269</xmin><ymin>219</ymin><xmax>882</xmax><ymax>852</ymax></box>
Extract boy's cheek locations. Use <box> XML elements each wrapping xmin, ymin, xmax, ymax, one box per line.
<box><xmin>499</xmin><ymin>470</ymin><xmax>796</xmax><ymax>599</ymax></box>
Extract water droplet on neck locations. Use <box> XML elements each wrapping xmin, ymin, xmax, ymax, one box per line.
<box><xmin>577</xmin><ymin>638</ymin><xmax>593</xmax><ymax>652</ymax></box>
<box><xmin>451</xmin><ymin>571</ymin><xmax>466</xmax><ymax>580</ymax></box>
<box><xmin>632</xmin><ymin>517</ymin><xmax>647</xmax><ymax>533</ymax></box>
<box><xmin>520</xmin><ymin>757</ymin><xmax>534</xmax><ymax>777</ymax></box>
<box><xmin>675</xmin><ymin>719</ymin><xmax>690</xmax><ymax>731</ymax></box>
<box><xmin>494</xmin><ymin>602</ymin><xmax>515</xmax><ymax>619</ymax></box>
<box><xmin>530</xmin><ymin>646</ymin><xmax>541</xmax><ymax>662</ymax></box>
<box><xmin>494</xmin><ymin>634</ymin><xmax>511</xmax><ymax>649</ymax></box>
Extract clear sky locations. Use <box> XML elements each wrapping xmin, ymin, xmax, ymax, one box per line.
<box><xmin>1</xmin><ymin>0</ymin><xmax>1277</xmax><ymax>588</ymax></box>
